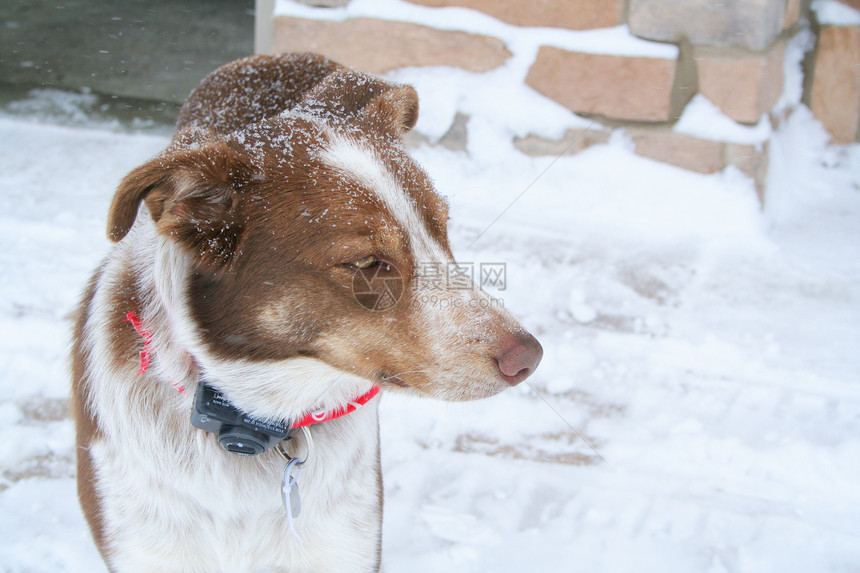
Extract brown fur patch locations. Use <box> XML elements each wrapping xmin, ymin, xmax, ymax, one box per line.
<box><xmin>176</xmin><ymin>52</ymin><xmax>341</xmax><ymax>136</ymax></box>
<box><xmin>107</xmin><ymin>265</ymin><xmax>145</xmax><ymax>372</ymax></box>
<box><xmin>71</xmin><ymin>268</ymin><xmax>109</xmax><ymax>557</ymax></box>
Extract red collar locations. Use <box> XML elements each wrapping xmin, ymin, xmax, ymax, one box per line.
<box><xmin>291</xmin><ymin>385</ymin><xmax>380</xmax><ymax>428</ymax></box>
<box><xmin>125</xmin><ymin>310</ymin><xmax>380</xmax><ymax>427</ymax></box>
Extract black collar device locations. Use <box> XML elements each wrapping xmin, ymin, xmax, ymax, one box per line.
<box><xmin>191</xmin><ymin>382</ymin><xmax>293</xmax><ymax>456</ymax></box>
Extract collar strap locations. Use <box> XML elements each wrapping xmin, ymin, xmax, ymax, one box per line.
<box><xmin>291</xmin><ymin>385</ymin><xmax>380</xmax><ymax>428</ymax></box>
<box><xmin>126</xmin><ymin>310</ymin><xmax>380</xmax><ymax>427</ymax></box>
<box><xmin>124</xmin><ymin>311</ymin><xmax>154</xmax><ymax>375</ymax></box>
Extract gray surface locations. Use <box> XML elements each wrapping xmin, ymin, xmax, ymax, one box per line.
<box><xmin>1</xmin><ymin>0</ymin><xmax>254</xmax><ymax>126</ymax></box>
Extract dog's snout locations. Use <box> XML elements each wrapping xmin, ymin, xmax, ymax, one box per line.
<box><xmin>494</xmin><ymin>332</ymin><xmax>543</xmax><ymax>386</ymax></box>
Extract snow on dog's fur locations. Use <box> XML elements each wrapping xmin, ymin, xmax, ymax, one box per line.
<box><xmin>72</xmin><ymin>53</ymin><xmax>542</xmax><ymax>573</ymax></box>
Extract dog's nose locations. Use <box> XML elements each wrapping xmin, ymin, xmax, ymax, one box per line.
<box><xmin>495</xmin><ymin>331</ymin><xmax>543</xmax><ymax>385</ymax></box>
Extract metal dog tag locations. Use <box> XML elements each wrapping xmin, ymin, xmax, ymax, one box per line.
<box><xmin>281</xmin><ymin>458</ymin><xmax>303</xmax><ymax>519</ymax></box>
<box><xmin>277</xmin><ymin>427</ymin><xmax>312</xmax><ymax>542</ymax></box>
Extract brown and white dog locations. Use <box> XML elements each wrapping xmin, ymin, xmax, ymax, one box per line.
<box><xmin>72</xmin><ymin>53</ymin><xmax>542</xmax><ymax>572</ymax></box>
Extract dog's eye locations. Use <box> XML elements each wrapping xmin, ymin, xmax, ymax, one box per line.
<box><xmin>351</xmin><ymin>255</ymin><xmax>379</xmax><ymax>270</ymax></box>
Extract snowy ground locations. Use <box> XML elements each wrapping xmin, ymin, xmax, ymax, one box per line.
<box><xmin>2</xmin><ymin>8</ymin><xmax>860</xmax><ymax>572</ymax></box>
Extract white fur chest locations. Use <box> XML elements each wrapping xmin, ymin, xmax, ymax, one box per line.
<box><xmin>88</xmin><ymin>391</ymin><xmax>382</xmax><ymax>573</ymax></box>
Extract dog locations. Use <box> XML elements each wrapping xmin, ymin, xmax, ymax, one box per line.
<box><xmin>72</xmin><ymin>52</ymin><xmax>542</xmax><ymax>572</ymax></box>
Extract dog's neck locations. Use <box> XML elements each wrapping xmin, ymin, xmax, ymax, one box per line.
<box><xmin>118</xmin><ymin>215</ymin><xmax>381</xmax><ymax>430</ymax></box>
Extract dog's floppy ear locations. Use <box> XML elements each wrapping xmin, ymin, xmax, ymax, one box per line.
<box><xmin>300</xmin><ymin>69</ymin><xmax>419</xmax><ymax>138</ymax></box>
<box><xmin>107</xmin><ymin>141</ymin><xmax>251</xmax><ymax>265</ymax></box>
<box><xmin>358</xmin><ymin>83</ymin><xmax>419</xmax><ymax>136</ymax></box>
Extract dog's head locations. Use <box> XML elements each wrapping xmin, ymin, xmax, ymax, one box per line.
<box><xmin>106</xmin><ymin>56</ymin><xmax>541</xmax><ymax>407</ymax></box>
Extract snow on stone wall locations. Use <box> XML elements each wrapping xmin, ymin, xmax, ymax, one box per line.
<box><xmin>258</xmin><ymin>0</ymin><xmax>860</xmax><ymax>197</ymax></box>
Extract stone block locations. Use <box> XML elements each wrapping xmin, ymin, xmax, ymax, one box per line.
<box><xmin>437</xmin><ymin>112</ymin><xmax>470</xmax><ymax>151</ymax></box>
<box><xmin>403</xmin><ymin>0</ymin><xmax>622</xmax><ymax>30</ymax></box>
<box><xmin>514</xmin><ymin>127</ymin><xmax>770</xmax><ymax>198</ymax></box>
<box><xmin>726</xmin><ymin>142</ymin><xmax>769</xmax><ymax>199</ymax></box>
<box><xmin>784</xmin><ymin>0</ymin><xmax>803</xmax><ymax>29</ymax></box>
<box><xmin>809</xmin><ymin>25</ymin><xmax>860</xmax><ymax>143</ymax></box>
<box><xmin>402</xmin><ymin>113</ymin><xmax>471</xmax><ymax>150</ymax></box>
<box><xmin>271</xmin><ymin>16</ymin><xmax>511</xmax><ymax>74</ymax></box>
<box><xmin>630</xmin><ymin>130</ymin><xmax>769</xmax><ymax>197</ymax></box>
<box><xmin>525</xmin><ymin>46</ymin><xmax>679</xmax><ymax>122</ymax></box>
<box><xmin>629</xmin><ymin>0</ymin><xmax>789</xmax><ymax>51</ymax></box>
<box><xmin>630</xmin><ymin>130</ymin><xmax>725</xmax><ymax>173</ymax></box>
<box><xmin>695</xmin><ymin>41</ymin><xmax>786</xmax><ymax>124</ymax></box>
<box><xmin>514</xmin><ymin>128</ymin><xmax>611</xmax><ymax>156</ymax></box>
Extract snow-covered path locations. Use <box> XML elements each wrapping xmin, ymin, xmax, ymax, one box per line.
<box><xmin>0</xmin><ymin>97</ymin><xmax>858</xmax><ymax>572</ymax></box>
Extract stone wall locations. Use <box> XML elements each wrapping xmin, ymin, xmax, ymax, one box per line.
<box><xmin>808</xmin><ymin>22</ymin><xmax>860</xmax><ymax>144</ymax></box>
<box><xmin>257</xmin><ymin>0</ymin><xmax>860</xmax><ymax>200</ymax></box>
